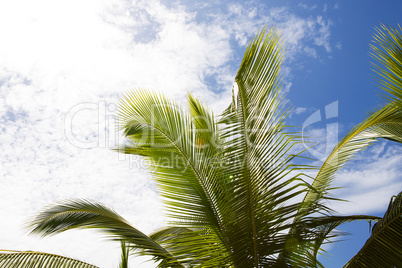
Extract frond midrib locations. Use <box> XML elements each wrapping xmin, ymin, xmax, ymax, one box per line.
<box><xmin>235</xmin><ymin>80</ymin><xmax>259</xmax><ymax>268</ymax></box>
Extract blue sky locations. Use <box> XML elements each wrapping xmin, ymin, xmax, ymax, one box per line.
<box><xmin>0</xmin><ymin>0</ymin><xmax>401</xmax><ymax>267</ymax></box>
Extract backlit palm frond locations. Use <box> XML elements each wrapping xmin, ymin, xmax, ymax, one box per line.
<box><xmin>344</xmin><ymin>192</ymin><xmax>402</xmax><ymax>267</ymax></box>
<box><xmin>371</xmin><ymin>24</ymin><xmax>402</xmax><ymax>106</ymax></box>
<box><xmin>299</xmin><ymin>24</ymin><xmax>402</xmax><ymax>217</ymax></box>
<box><xmin>118</xmin><ymin>240</ymin><xmax>129</xmax><ymax>268</ymax></box>
<box><xmin>117</xmin><ymin>90</ymin><xmax>230</xmax><ymax>264</ymax></box>
<box><xmin>0</xmin><ymin>250</ymin><xmax>98</xmax><ymax>268</ymax></box>
<box><xmin>29</xmin><ymin>199</ymin><xmax>184</xmax><ymax>267</ymax></box>
<box><xmin>217</xmin><ymin>27</ymin><xmax>310</xmax><ymax>267</ymax></box>
<box><xmin>300</xmin><ymin>103</ymin><xmax>402</xmax><ymax>218</ymax></box>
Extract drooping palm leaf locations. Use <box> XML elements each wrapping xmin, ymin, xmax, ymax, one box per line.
<box><xmin>282</xmin><ymin>106</ymin><xmax>402</xmax><ymax>261</ymax></box>
<box><xmin>299</xmin><ymin>102</ymin><xmax>402</xmax><ymax>218</ymax></box>
<box><xmin>291</xmin><ymin>23</ymin><xmax>402</xmax><ymax>266</ymax></box>
<box><xmin>29</xmin><ymin>199</ymin><xmax>184</xmax><ymax>267</ymax></box>
<box><xmin>344</xmin><ymin>192</ymin><xmax>402</xmax><ymax>267</ymax></box>
<box><xmin>0</xmin><ymin>249</ymin><xmax>98</xmax><ymax>268</ymax></box>
<box><xmin>298</xmin><ymin>23</ymin><xmax>402</xmax><ymax>218</ymax></box>
<box><xmin>371</xmin><ymin>24</ymin><xmax>402</xmax><ymax>106</ymax></box>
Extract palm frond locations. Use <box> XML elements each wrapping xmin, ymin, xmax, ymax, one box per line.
<box><xmin>289</xmin><ymin>23</ymin><xmax>402</xmax><ymax>266</ymax></box>
<box><xmin>118</xmin><ymin>90</ymin><xmax>222</xmax><ymax>226</ymax></box>
<box><xmin>300</xmin><ymin>103</ymin><xmax>402</xmax><ymax>217</ymax></box>
<box><xmin>344</xmin><ymin>192</ymin><xmax>402</xmax><ymax>267</ymax></box>
<box><xmin>0</xmin><ymin>249</ymin><xmax>98</xmax><ymax>268</ymax></box>
<box><xmin>371</xmin><ymin>24</ymin><xmax>402</xmax><ymax>106</ymax></box>
<box><xmin>299</xmin><ymin>24</ymin><xmax>402</xmax><ymax>217</ymax></box>
<box><xmin>216</xmin><ymin>27</ymin><xmax>312</xmax><ymax>267</ymax></box>
<box><xmin>29</xmin><ymin>199</ymin><xmax>184</xmax><ymax>267</ymax></box>
<box><xmin>117</xmin><ymin>89</ymin><xmax>232</xmax><ymax>265</ymax></box>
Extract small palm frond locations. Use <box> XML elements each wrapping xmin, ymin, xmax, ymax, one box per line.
<box><xmin>300</xmin><ymin>103</ymin><xmax>402</xmax><ymax>217</ymax></box>
<box><xmin>0</xmin><ymin>249</ymin><xmax>98</xmax><ymax>268</ymax></box>
<box><xmin>371</xmin><ymin>24</ymin><xmax>402</xmax><ymax>106</ymax></box>
<box><xmin>29</xmin><ymin>199</ymin><xmax>184</xmax><ymax>267</ymax></box>
<box><xmin>344</xmin><ymin>192</ymin><xmax>402</xmax><ymax>267</ymax></box>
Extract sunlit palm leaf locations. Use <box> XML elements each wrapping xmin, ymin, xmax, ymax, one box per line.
<box><xmin>118</xmin><ymin>90</ymin><xmax>222</xmax><ymax>226</ymax></box>
<box><xmin>300</xmin><ymin>103</ymin><xmax>402</xmax><ymax>217</ymax></box>
<box><xmin>29</xmin><ymin>199</ymin><xmax>184</xmax><ymax>267</ymax></box>
<box><xmin>371</xmin><ymin>24</ymin><xmax>402</xmax><ymax>106</ymax></box>
<box><xmin>0</xmin><ymin>250</ymin><xmax>98</xmax><ymax>268</ymax></box>
<box><xmin>299</xmin><ymin>24</ymin><xmax>402</xmax><ymax>217</ymax></box>
<box><xmin>295</xmin><ymin>23</ymin><xmax>402</xmax><ymax>266</ymax></box>
<box><xmin>344</xmin><ymin>192</ymin><xmax>402</xmax><ymax>267</ymax></box>
<box><xmin>118</xmin><ymin>240</ymin><xmax>129</xmax><ymax>268</ymax></box>
<box><xmin>216</xmin><ymin>27</ymin><xmax>313</xmax><ymax>267</ymax></box>
<box><xmin>29</xmin><ymin>25</ymin><xmax>401</xmax><ymax>268</ymax></box>
<box><xmin>117</xmin><ymin>90</ymin><xmax>231</xmax><ymax>266</ymax></box>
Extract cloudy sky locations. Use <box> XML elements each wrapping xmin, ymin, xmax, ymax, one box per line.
<box><xmin>0</xmin><ymin>0</ymin><xmax>401</xmax><ymax>267</ymax></box>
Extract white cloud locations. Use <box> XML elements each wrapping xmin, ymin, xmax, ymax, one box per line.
<box><xmin>329</xmin><ymin>143</ymin><xmax>402</xmax><ymax>215</ymax></box>
<box><xmin>323</xmin><ymin>4</ymin><xmax>328</xmax><ymax>13</ymax></box>
<box><xmin>304</xmin><ymin>46</ymin><xmax>318</xmax><ymax>58</ymax></box>
<box><xmin>336</xmin><ymin>41</ymin><xmax>342</xmax><ymax>50</ymax></box>
<box><xmin>295</xmin><ymin>107</ymin><xmax>307</xmax><ymax>114</ymax></box>
<box><xmin>298</xmin><ymin>3</ymin><xmax>317</xmax><ymax>10</ymax></box>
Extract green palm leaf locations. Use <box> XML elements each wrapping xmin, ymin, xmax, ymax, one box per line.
<box><xmin>293</xmin><ymin>23</ymin><xmax>402</xmax><ymax>266</ymax></box>
<box><xmin>118</xmin><ymin>240</ymin><xmax>129</xmax><ymax>268</ymax></box>
<box><xmin>29</xmin><ymin>199</ymin><xmax>184</xmax><ymax>267</ymax></box>
<box><xmin>0</xmin><ymin>250</ymin><xmax>98</xmax><ymax>268</ymax></box>
<box><xmin>216</xmin><ymin>27</ymin><xmax>313</xmax><ymax>267</ymax></box>
<box><xmin>300</xmin><ymin>103</ymin><xmax>402</xmax><ymax>218</ymax></box>
<box><xmin>117</xmin><ymin>89</ymin><xmax>231</xmax><ymax>266</ymax></box>
<box><xmin>28</xmin><ymin>25</ymin><xmax>402</xmax><ymax>267</ymax></box>
<box><xmin>371</xmin><ymin>24</ymin><xmax>402</xmax><ymax>106</ymax></box>
<box><xmin>298</xmin><ymin>24</ymin><xmax>402</xmax><ymax>218</ymax></box>
<box><xmin>344</xmin><ymin>192</ymin><xmax>402</xmax><ymax>267</ymax></box>
<box><xmin>116</xmin><ymin>28</ymin><xmax>312</xmax><ymax>267</ymax></box>
<box><xmin>118</xmin><ymin>90</ymin><xmax>224</xmax><ymax>231</ymax></box>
